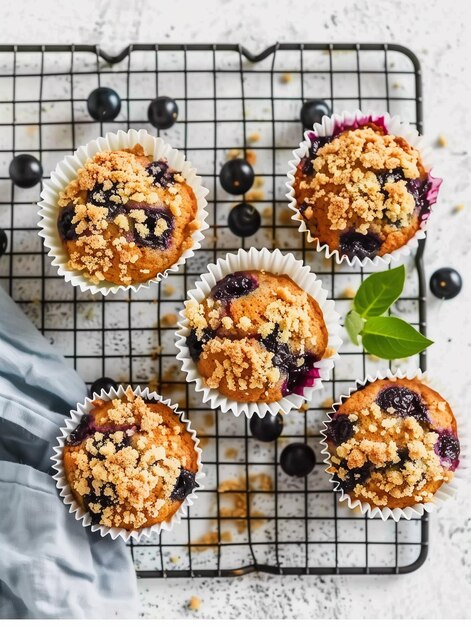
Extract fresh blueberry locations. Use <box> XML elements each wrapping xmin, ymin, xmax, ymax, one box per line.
<box><xmin>67</xmin><ymin>414</ymin><xmax>94</xmax><ymax>445</ymax></box>
<box><xmin>57</xmin><ymin>205</ymin><xmax>78</xmax><ymax>241</ymax></box>
<box><xmin>228</xmin><ymin>202</ymin><xmax>261</xmax><ymax>237</ymax></box>
<box><xmin>337</xmin><ymin>462</ymin><xmax>371</xmax><ymax>493</ymax></box>
<box><xmin>84</xmin><ymin>482</ymin><xmax>117</xmax><ymax>524</ymax></box>
<box><xmin>133</xmin><ymin>208</ymin><xmax>174</xmax><ymax>250</ymax></box>
<box><xmin>250</xmin><ymin>413</ymin><xmax>284</xmax><ymax>442</ymax></box>
<box><xmin>170</xmin><ymin>469</ymin><xmax>198</xmax><ymax>501</ymax></box>
<box><xmin>376</xmin><ymin>168</ymin><xmax>405</xmax><ymax>188</ymax></box>
<box><xmin>88</xmin><ymin>183</ymin><xmax>119</xmax><ymax>207</ymax></box>
<box><xmin>435</xmin><ymin>431</ymin><xmax>460</xmax><ymax>471</ymax></box>
<box><xmin>145</xmin><ymin>160</ymin><xmax>175</xmax><ymax>188</ymax></box>
<box><xmin>406</xmin><ymin>177</ymin><xmax>432</xmax><ymax>216</ymax></box>
<box><xmin>186</xmin><ymin>328</ymin><xmax>214</xmax><ymax>362</ymax></box>
<box><xmin>87</xmin><ymin>87</ymin><xmax>121</xmax><ymax>122</ymax></box>
<box><xmin>300</xmin><ymin>100</ymin><xmax>331</xmax><ymax>129</ymax></box>
<box><xmin>339</xmin><ymin>231</ymin><xmax>381</xmax><ymax>260</ymax></box>
<box><xmin>9</xmin><ymin>154</ymin><xmax>43</xmax><ymax>188</ymax></box>
<box><xmin>299</xmin><ymin>201</ymin><xmax>308</xmax><ymax>214</ymax></box>
<box><xmin>91</xmin><ymin>377</ymin><xmax>117</xmax><ymax>396</ymax></box>
<box><xmin>0</xmin><ymin>229</ymin><xmax>7</xmax><ymax>257</ymax></box>
<box><xmin>298</xmin><ymin>135</ymin><xmax>330</xmax><ymax>175</ymax></box>
<box><xmin>376</xmin><ymin>385</ymin><xmax>428</xmax><ymax>422</ymax></box>
<box><xmin>324</xmin><ymin>414</ymin><xmax>354</xmax><ymax>445</ymax></box>
<box><xmin>219</xmin><ymin>159</ymin><xmax>254</xmax><ymax>195</ymax></box>
<box><xmin>430</xmin><ymin>267</ymin><xmax>462</xmax><ymax>300</ymax></box>
<box><xmin>280</xmin><ymin>443</ymin><xmax>316</xmax><ymax>477</ymax></box>
<box><xmin>148</xmin><ymin>96</ymin><xmax>178</xmax><ymax>130</ymax></box>
<box><xmin>212</xmin><ymin>272</ymin><xmax>258</xmax><ymax>301</ymax></box>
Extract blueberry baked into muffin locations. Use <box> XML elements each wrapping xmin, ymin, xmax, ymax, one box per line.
<box><xmin>63</xmin><ymin>390</ymin><xmax>199</xmax><ymax>530</ymax></box>
<box><xmin>324</xmin><ymin>377</ymin><xmax>460</xmax><ymax>509</ymax></box>
<box><xmin>292</xmin><ymin>117</ymin><xmax>440</xmax><ymax>261</ymax></box>
<box><xmin>184</xmin><ymin>270</ymin><xmax>329</xmax><ymax>403</ymax></box>
<box><xmin>57</xmin><ymin>145</ymin><xmax>199</xmax><ymax>285</ymax></box>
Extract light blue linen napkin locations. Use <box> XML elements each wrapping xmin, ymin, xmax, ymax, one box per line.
<box><xmin>0</xmin><ymin>287</ymin><xmax>139</xmax><ymax>618</ymax></box>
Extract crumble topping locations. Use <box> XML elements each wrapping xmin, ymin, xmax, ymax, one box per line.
<box><xmin>329</xmin><ymin>401</ymin><xmax>449</xmax><ymax>506</ymax></box>
<box><xmin>299</xmin><ymin>126</ymin><xmax>424</xmax><ymax>235</ymax></box>
<box><xmin>66</xmin><ymin>390</ymin><xmax>190</xmax><ymax>529</ymax></box>
<box><xmin>58</xmin><ymin>145</ymin><xmax>185</xmax><ymax>284</ymax></box>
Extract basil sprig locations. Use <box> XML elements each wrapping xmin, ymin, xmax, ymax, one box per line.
<box><xmin>345</xmin><ymin>265</ymin><xmax>433</xmax><ymax>359</ymax></box>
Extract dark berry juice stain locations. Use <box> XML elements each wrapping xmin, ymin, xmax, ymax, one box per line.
<box><xmin>339</xmin><ymin>231</ymin><xmax>381</xmax><ymax>260</ymax></box>
<box><xmin>435</xmin><ymin>431</ymin><xmax>460</xmax><ymax>471</ymax></box>
<box><xmin>260</xmin><ymin>326</ymin><xmax>320</xmax><ymax>396</ymax></box>
<box><xmin>134</xmin><ymin>208</ymin><xmax>174</xmax><ymax>250</ymax></box>
<box><xmin>376</xmin><ymin>385</ymin><xmax>428</xmax><ymax>422</ymax></box>
<box><xmin>57</xmin><ymin>204</ymin><xmax>78</xmax><ymax>241</ymax></box>
<box><xmin>186</xmin><ymin>328</ymin><xmax>215</xmax><ymax>362</ymax></box>
<box><xmin>324</xmin><ymin>414</ymin><xmax>354</xmax><ymax>445</ymax></box>
<box><xmin>211</xmin><ymin>271</ymin><xmax>258</xmax><ymax>301</ymax></box>
<box><xmin>170</xmin><ymin>469</ymin><xmax>198</xmax><ymax>501</ymax></box>
<box><xmin>146</xmin><ymin>160</ymin><xmax>176</xmax><ymax>188</ymax></box>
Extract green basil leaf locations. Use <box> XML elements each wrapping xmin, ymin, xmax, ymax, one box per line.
<box><xmin>344</xmin><ymin>310</ymin><xmax>364</xmax><ymax>345</ymax></box>
<box><xmin>361</xmin><ymin>316</ymin><xmax>433</xmax><ymax>359</ymax></box>
<box><xmin>354</xmin><ymin>265</ymin><xmax>406</xmax><ymax>318</ymax></box>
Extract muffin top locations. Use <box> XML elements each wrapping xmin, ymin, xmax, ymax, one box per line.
<box><xmin>293</xmin><ymin>119</ymin><xmax>437</xmax><ymax>260</ymax></box>
<box><xmin>63</xmin><ymin>390</ymin><xmax>199</xmax><ymax>530</ymax></box>
<box><xmin>184</xmin><ymin>270</ymin><xmax>329</xmax><ymax>403</ymax></box>
<box><xmin>325</xmin><ymin>378</ymin><xmax>459</xmax><ymax>509</ymax></box>
<box><xmin>57</xmin><ymin>145</ymin><xmax>198</xmax><ymax>285</ymax></box>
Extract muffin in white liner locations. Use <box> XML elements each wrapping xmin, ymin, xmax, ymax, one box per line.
<box><xmin>51</xmin><ymin>385</ymin><xmax>204</xmax><ymax>542</ymax></box>
<box><xmin>175</xmin><ymin>247</ymin><xmax>342</xmax><ymax>419</ymax></box>
<box><xmin>38</xmin><ymin>128</ymin><xmax>209</xmax><ymax>296</ymax></box>
<box><xmin>320</xmin><ymin>368</ymin><xmax>465</xmax><ymax>522</ymax></box>
<box><xmin>286</xmin><ymin>110</ymin><xmax>442</xmax><ymax>268</ymax></box>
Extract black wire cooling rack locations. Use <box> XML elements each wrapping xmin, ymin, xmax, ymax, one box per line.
<box><xmin>0</xmin><ymin>42</ymin><xmax>428</xmax><ymax>576</ymax></box>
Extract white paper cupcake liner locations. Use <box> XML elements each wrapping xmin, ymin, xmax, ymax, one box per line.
<box><xmin>286</xmin><ymin>110</ymin><xmax>443</xmax><ymax>268</ymax></box>
<box><xmin>38</xmin><ymin>129</ymin><xmax>209</xmax><ymax>296</ymax></box>
<box><xmin>175</xmin><ymin>247</ymin><xmax>342</xmax><ymax>419</ymax></box>
<box><xmin>320</xmin><ymin>368</ymin><xmax>466</xmax><ymax>522</ymax></box>
<box><xmin>51</xmin><ymin>385</ymin><xmax>204</xmax><ymax>542</ymax></box>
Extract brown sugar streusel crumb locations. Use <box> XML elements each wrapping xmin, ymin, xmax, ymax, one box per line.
<box><xmin>325</xmin><ymin>379</ymin><xmax>459</xmax><ymax>509</ymax></box>
<box><xmin>57</xmin><ymin>144</ymin><xmax>198</xmax><ymax>286</ymax></box>
<box><xmin>184</xmin><ymin>270</ymin><xmax>330</xmax><ymax>403</ymax></box>
<box><xmin>63</xmin><ymin>390</ymin><xmax>198</xmax><ymax>530</ymax></box>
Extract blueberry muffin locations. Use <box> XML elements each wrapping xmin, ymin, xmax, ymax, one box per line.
<box><xmin>57</xmin><ymin>145</ymin><xmax>199</xmax><ymax>285</ymax></box>
<box><xmin>184</xmin><ymin>270</ymin><xmax>329</xmax><ymax>403</ymax></box>
<box><xmin>292</xmin><ymin>118</ymin><xmax>439</xmax><ymax>260</ymax></box>
<box><xmin>63</xmin><ymin>390</ymin><xmax>199</xmax><ymax>530</ymax></box>
<box><xmin>325</xmin><ymin>378</ymin><xmax>460</xmax><ymax>509</ymax></box>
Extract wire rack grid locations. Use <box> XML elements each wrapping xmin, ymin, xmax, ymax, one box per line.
<box><xmin>0</xmin><ymin>42</ymin><xmax>428</xmax><ymax>576</ymax></box>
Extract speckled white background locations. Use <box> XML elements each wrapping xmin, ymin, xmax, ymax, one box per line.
<box><xmin>2</xmin><ymin>0</ymin><xmax>470</xmax><ymax>618</ymax></box>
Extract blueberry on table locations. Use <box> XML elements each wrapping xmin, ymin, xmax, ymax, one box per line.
<box><xmin>250</xmin><ymin>413</ymin><xmax>284</xmax><ymax>442</ymax></box>
<box><xmin>0</xmin><ymin>229</ymin><xmax>7</xmax><ymax>257</ymax></box>
<box><xmin>429</xmin><ymin>267</ymin><xmax>462</xmax><ymax>300</ymax></box>
<box><xmin>9</xmin><ymin>154</ymin><xmax>43</xmax><ymax>188</ymax></box>
<box><xmin>90</xmin><ymin>377</ymin><xmax>118</xmax><ymax>396</ymax></box>
<box><xmin>87</xmin><ymin>87</ymin><xmax>122</xmax><ymax>122</ymax></box>
<box><xmin>219</xmin><ymin>158</ymin><xmax>254</xmax><ymax>195</ymax></box>
<box><xmin>300</xmin><ymin>99</ymin><xmax>331</xmax><ymax>129</ymax></box>
<box><xmin>280</xmin><ymin>442</ymin><xmax>316</xmax><ymax>477</ymax></box>
<box><xmin>228</xmin><ymin>202</ymin><xmax>261</xmax><ymax>237</ymax></box>
<box><xmin>148</xmin><ymin>96</ymin><xmax>179</xmax><ymax>130</ymax></box>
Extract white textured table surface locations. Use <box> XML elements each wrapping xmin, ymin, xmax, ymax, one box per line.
<box><xmin>2</xmin><ymin>0</ymin><xmax>470</xmax><ymax>619</ymax></box>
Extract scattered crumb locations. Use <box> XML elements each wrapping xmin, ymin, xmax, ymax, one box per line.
<box><xmin>452</xmin><ymin>203</ymin><xmax>464</xmax><ymax>214</ymax></box>
<box><xmin>278</xmin><ymin>208</ymin><xmax>293</xmax><ymax>225</ymax></box>
<box><xmin>227</xmin><ymin>148</ymin><xmax>241</xmax><ymax>160</ymax></box>
<box><xmin>245</xmin><ymin>189</ymin><xmax>264</xmax><ymax>202</ymax></box>
<box><xmin>436</xmin><ymin>134</ymin><xmax>448</xmax><ymax>148</ymax></box>
<box><xmin>225</xmin><ymin>447</ymin><xmax>238</xmax><ymax>460</ymax></box>
<box><xmin>163</xmin><ymin>283</ymin><xmax>175</xmax><ymax>296</ymax></box>
<box><xmin>262</xmin><ymin>207</ymin><xmax>273</xmax><ymax>219</ymax></box>
<box><xmin>321</xmin><ymin>397</ymin><xmax>334</xmax><ymax>409</ymax></box>
<box><xmin>247</xmin><ymin>131</ymin><xmax>261</xmax><ymax>144</ymax></box>
<box><xmin>341</xmin><ymin>286</ymin><xmax>356</xmax><ymax>299</ymax></box>
<box><xmin>161</xmin><ymin>313</ymin><xmax>178</xmax><ymax>326</ymax></box>
<box><xmin>188</xmin><ymin>596</ymin><xmax>201</xmax><ymax>611</ymax></box>
<box><xmin>218</xmin><ymin>474</ymin><xmax>272</xmax><ymax>532</ymax></box>
<box><xmin>254</xmin><ymin>176</ymin><xmax>264</xmax><ymax>189</ymax></box>
<box><xmin>392</xmin><ymin>81</ymin><xmax>403</xmax><ymax>90</ymax></box>
<box><xmin>192</xmin><ymin>529</ymin><xmax>232</xmax><ymax>551</ymax></box>
<box><xmin>204</xmin><ymin>413</ymin><xmax>215</xmax><ymax>428</ymax></box>
<box><xmin>367</xmin><ymin>354</ymin><xmax>381</xmax><ymax>362</ymax></box>
<box><xmin>246</xmin><ymin>149</ymin><xmax>256</xmax><ymax>166</ymax></box>
<box><xmin>83</xmin><ymin>306</ymin><xmax>96</xmax><ymax>321</ymax></box>
<box><xmin>280</xmin><ymin>72</ymin><xmax>292</xmax><ymax>84</ymax></box>
<box><xmin>300</xmin><ymin>402</ymin><xmax>309</xmax><ymax>412</ymax></box>
<box><xmin>150</xmin><ymin>346</ymin><xmax>162</xmax><ymax>360</ymax></box>
<box><xmin>169</xmin><ymin>554</ymin><xmax>181</xmax><ymax>564</ymax></box>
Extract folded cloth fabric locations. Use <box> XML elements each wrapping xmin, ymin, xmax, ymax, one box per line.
<box><xmin>0</xmin><ymin>288</ymin><xmax>139</xmax><ymax>619</ymax></box>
